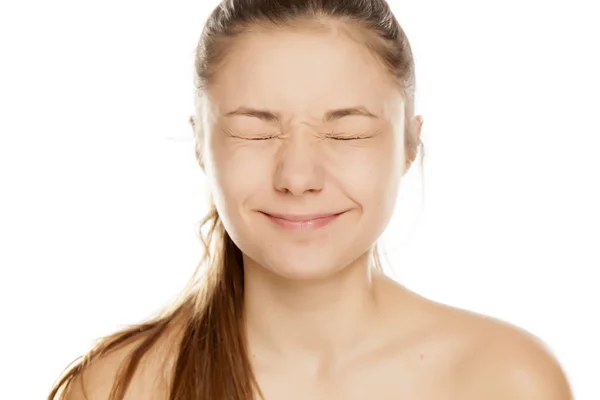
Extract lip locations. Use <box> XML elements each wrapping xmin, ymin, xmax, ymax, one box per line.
<box><xmin>259</xmin><ymin>211</ymin><xmax>347</xmax><ymax>231</ymax></box>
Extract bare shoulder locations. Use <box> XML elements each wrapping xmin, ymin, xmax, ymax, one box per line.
<box><xmin>62</xmin><ymin>337</ymin><xmax>143</xmax><ymax>400</ymax></box>
<box><xmin>61</xmin><ymin>317</ymin><xmax>185</xmax><ymax>400</ymax></box>
<box><xmin>379</xmin><ymin>277</ymin><xmax>573</xmax><ymax>399</ymax></box>
<box><xmin>435</xmin><ymin>302</ymin><xmax>574</xmax><ymax>399</ymax></box>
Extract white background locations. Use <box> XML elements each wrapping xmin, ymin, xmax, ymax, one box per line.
<box><xmin>1</xmin><ymin>0</ymin><xmax>598</xmax><ymax>398</ymax></box>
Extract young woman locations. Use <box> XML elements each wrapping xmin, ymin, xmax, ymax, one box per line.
<box><xmin>49</xmin><ymin>0</ymin><xmax>573</xmax><ymax>399</ymax></box>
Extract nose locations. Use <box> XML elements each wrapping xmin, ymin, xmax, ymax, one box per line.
<box><xmin>273</xmin><ymin>136</ymin><xmax>324</xmax><ymax>196</ymax></box>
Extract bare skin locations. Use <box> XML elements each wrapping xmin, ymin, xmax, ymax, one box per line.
<box><xmin>249</xmin><ymin>272</ymin><xmax>572</xmax><ymax>400</ymax></box>
<box><xmin>65</xmin><ymin>22</ymin><xmax>572</xmax><ymax>399</ymax></box>
<box><xmin>65</xmin><ymin>278</ymin><xmax>572</xmax><ymax>399</ymax></box>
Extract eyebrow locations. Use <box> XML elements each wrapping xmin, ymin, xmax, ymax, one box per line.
<box><xmin>224</xmin><ymin>105</ymin><xmax>379</xmax><ymax>123</ymax></box>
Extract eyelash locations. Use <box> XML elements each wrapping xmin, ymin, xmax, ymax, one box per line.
<box><xmin>233</xmin><ymin>133</ymin><xmax>367</xmax><ymax>141</ymax></box>
<box><xmin>324</xmin><ymin>133</ymin><xmax>366</xmax><ymax>141</ymax></box>
<box><xmin>242</xmin><ymin>135</ymin><xmax>277</xmax><ymax>141</ymax></box>
<box><xmin>222</xmin><ymin>126</ymin><xmax>277</xmax><ymax>141</ymax></box>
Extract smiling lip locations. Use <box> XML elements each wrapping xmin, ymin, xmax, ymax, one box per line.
<box><xmin>259</xmin><ymin>211</ymin><xmax>346</xmax><ymax>230</ymax></box>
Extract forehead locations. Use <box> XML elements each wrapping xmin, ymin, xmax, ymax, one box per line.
<box><xmin>207</xmin><ymin>28</ymin><xmax>403</xmax><ymax>123</ymax></box>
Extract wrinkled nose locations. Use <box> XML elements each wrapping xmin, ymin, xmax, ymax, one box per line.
<box><xmin>273</xmin><ymin>138</ymin><xmax>324</xmax><ymax>196</ymax></box>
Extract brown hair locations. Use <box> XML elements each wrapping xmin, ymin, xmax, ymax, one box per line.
<box><xmin>48</xmin><ymin>1</ymin><xmax>422</xmax><ymax>399</ymax></box>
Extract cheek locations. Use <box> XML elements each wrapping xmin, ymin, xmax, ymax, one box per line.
<box><xmin>206</xmin><ymin>138</ymin><xmax>272</xmax><ymax>203</ymax></box>
<box><xmin>331</xmin><ymin>137</ymin><xmax>403</xmax><ymax>200</ymax></box>
<box><xmin>339</xmin><ymin>142</ymin><xmax>402</xmax><ymax>239</ymax></box>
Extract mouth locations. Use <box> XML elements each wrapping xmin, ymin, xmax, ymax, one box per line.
<box><xmin>258</xmin><ymin>211</ymin><xmax>347</xmax><ymax>231</ymax></box>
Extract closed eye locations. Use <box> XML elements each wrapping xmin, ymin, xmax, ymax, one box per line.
<box><xmin>324</xmin><ymin>132</ymin><xmax>369</xmax><ymax>140</ymax></box>
<box><xmin>246</xmin><ymin>135</ymin><xmax>277</xmax><ymax>140</ymax></box>
<box><xmin>227</xmin><ymin>130</ymin><xmax>279</xmax><ymax>141</ymax></box>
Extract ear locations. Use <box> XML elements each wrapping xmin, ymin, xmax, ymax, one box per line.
<box><xmin>414</xmin><ymin>114</ymin><xmax>424</xmax><ymax>144</ymax></box>
<box><xmin>404</xmin><ymin>115</ymin><xmax>424</xmax><ymax>173</ymax></box>
<box><xmin>189</xmin><ymin>115</ymin><xmax>205</xmax><ymax>172</ymax></box>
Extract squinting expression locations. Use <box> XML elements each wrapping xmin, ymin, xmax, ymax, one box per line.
<box><xmin>198</xmin><ymin>27</ymin><xmax>408</xmax><ymax>280</ymax></box>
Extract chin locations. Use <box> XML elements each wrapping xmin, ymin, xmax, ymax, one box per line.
<box><xmin>269</xmin><ymin>262</ymin><xmax>342</xmax><ymax>281</ymax></box>
<box><xmin>231</xmin><ymin>210</ymin><xmax>374</xmax><ymax>281</ymax></box>
<box><xmin>253</xmin><ymin>248</ymin><xmax>356</xmax><ymax>282</ymax></box>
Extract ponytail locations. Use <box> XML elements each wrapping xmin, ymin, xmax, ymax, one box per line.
<box><xmin>48</xmin><ymin>206</ymin><xmax>262</xmax><ymax>399</ymax></box>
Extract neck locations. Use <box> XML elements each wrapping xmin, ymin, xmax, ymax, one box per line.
<box><xmin>243</xmin><ymin>251</ymin><xmax>385</xmax><ymax>366</ymax></box>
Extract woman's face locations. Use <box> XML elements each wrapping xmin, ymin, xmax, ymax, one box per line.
<box><xmin>196</xmin><ymin>27</ymin><xmax>418</xmax><ymax>280</ymax></box>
